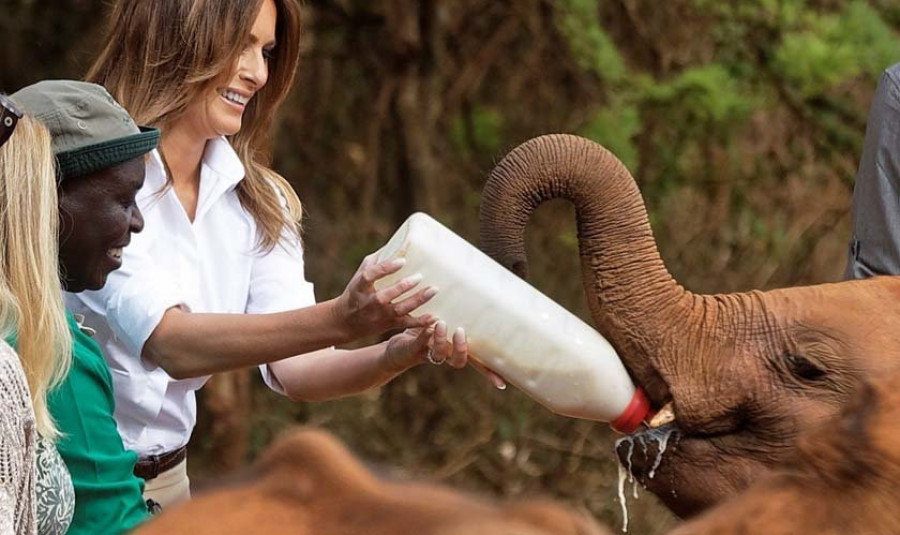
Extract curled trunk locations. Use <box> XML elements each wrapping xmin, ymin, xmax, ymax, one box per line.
<box><xmin>479</xmin><ymin>134</ymin><xmax>700</xmax><ymax>404</ymax></box>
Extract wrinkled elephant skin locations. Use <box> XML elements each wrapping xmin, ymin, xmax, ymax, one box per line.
<box><xmin>479</xmin><ymin>134</ymin><xmax>900</xmax><ymax>517</ymax></box>
<box><xmin>674</xmin><ymin>371</ymin><xmax>900</xmax><ymax>534</ymax></box>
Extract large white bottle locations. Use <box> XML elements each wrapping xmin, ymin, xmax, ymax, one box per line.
<box><xmin>373</xmin><ymin>212</ymin><xmax>650</xmax><ymax>433</ymax></box>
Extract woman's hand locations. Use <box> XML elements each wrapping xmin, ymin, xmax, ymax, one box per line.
<box><xmin>335</xmin><ymin>254</ymin><xmax>437</xmax><ymax>339</ymax></box>
<box><xmin>382</xmin><ymin>322</ymin><xmax>507</xmax><ymax>389</ymax></box>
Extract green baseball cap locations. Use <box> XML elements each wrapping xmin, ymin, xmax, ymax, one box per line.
<box><xmin>11</xmin><ymin>80</ymin><xmax>159</xmax><ymax>180</ymax></box>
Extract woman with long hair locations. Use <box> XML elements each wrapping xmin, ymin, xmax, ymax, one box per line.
<box><xmin>77</xmin><ymin>0</ymin><xmax>499</xmax><ymax>509</ymax></box>
<box><xmin>0</xmin><ymin>98</ymin><xmax>74</xmax><ymax>534</ymax></box>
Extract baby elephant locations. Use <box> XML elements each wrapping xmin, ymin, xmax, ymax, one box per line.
<box><xmin>674</xmin><ymin>370</ymin><xmax>900</xmax><ymax>535</ymax></box>
<box><xmin>136</xmin><ymin>428</ymin><xmax>609</xmax><ymax>535</ymax></box>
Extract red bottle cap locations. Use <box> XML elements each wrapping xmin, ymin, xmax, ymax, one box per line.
<box><xmin>610</xmin><ymin>388</ymin><xmax>651</xmax><ymax>434</ymax></box>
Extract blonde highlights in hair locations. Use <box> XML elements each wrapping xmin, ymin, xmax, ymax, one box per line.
<box><xmin>87</xmin><ymin>0</ymin><xmax>303</xmax><ymax>251</ymax></box>
<box><xmin>0</xmin><ymin>116</ymin><xmax>73</xmax><ymax>439</ymax></box>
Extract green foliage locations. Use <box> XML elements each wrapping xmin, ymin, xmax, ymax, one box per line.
<box><xmin>579</xmin><ymin>102</ymin><xmax>641</xmax><ymax>172</ymax></box>
<box><xmin>554</xmin><ymin>0</ymin><xmax>626</xmax><ymax>84</ymax></box>
<box><xmin>840</xmin><ymin>0</ymin><xmax>900</xmax><ymax>76</ymax></box>
<box><xmin>450</xmin><ymin>105</ymin><xmax>504</xmax><ymax>158</ymax></box>
<box><xmin>747</xmin><ymin>0</ymin><xmax>809</xmax><ymax>27</ymax></box>
<box><xmin>643</xmin><ymin>64</ymin><xmax>755</xmax><ymax>136</ymax></box>
<box><xmin>692</xmin><ymin>0</ymin><xmax>810</xmax><ymax>27</ymax></box>
<box><xmin>774</xmin><ymin>1</ymin><xmax>900</xmax><ymax>97</ymax></box>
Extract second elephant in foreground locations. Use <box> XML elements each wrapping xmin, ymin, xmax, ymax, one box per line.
<box><xmin>136</xmin><ymin>428</ymin><xmax>608</xmax><ymax>535</ymax></box>
<box><xmin>479</xmin><ymin>134</ymin><xmax>900</xmax><ymax>516</ymax></box>
<box><xmin>676</xmin><ymin>370</ymin><xmax>900</xmax><ymax>535</ymax></box>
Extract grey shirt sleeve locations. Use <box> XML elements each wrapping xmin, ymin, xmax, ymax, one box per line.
<box><xmin>845</xmin><ymin>63</ymin><xmax>900</xmax><ymax>279</ymax></box>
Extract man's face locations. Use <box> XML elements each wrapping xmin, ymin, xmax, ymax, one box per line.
<box><xmin>58</xmin><ymin>157</ymin><xmax>145</xmax><ymax>292</ymax></box>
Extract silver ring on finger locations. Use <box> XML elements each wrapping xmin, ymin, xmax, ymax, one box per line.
<box><xmin>426</xmin><ymin>347</ymin><xmax>445</xmax><ymax>366</ymax></box>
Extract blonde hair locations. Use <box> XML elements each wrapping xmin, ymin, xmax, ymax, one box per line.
<box><xmin>87</xmin><ymin>0</ymin><xmax>303</xmax><ymax>251</ymax></box>
<box><xmin>0</xmin><ymin>115</ymin><xmax>73</xmax><ymax>439</ymax></box>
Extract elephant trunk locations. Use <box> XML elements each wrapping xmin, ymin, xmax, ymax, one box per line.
<box><xmin>480</xmin><ymin>134</ymin><xmax>699</xmax><ymax>404</ymax></box>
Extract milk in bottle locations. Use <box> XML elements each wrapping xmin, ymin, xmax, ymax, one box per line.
<box><xmin>373</xmin><ymin>212</ymin><xmax>650</xmax><ymax>433</ymax></box>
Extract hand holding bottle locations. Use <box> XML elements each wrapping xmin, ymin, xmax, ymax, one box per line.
<box><xmin>335</xmin><ymin>254</ymin><xmax>438</xmax><ymax>339</ymax></box>
<box><xmin>381</xmin><ymin>322</ymin><xmax>507</xmax><ymax>389</ymax></box>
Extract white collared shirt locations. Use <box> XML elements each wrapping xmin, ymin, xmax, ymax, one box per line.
<box><xmin>66</xmin><ymin>137</ymin><xmax>316</xmax><ymax>456</ymax></box>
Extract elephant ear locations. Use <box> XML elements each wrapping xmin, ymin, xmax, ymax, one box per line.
<box><xmin>480</xmin><ymin>134</ymin><xmax>698</xmax><ymax>406</ymax></box>
<box><xmin>256</xmin><ymin>427</ymin><xmax>380</xmax><ymax>497</ymax></box>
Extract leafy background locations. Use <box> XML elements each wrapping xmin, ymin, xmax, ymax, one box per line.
<box><xmin>4</xmin><ymin>0</ymin><xmax>900</xmax><ymax>531</ymax></box>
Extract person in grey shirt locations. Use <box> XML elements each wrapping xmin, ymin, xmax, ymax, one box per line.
<box><xmin>846</xmin><ymin>62</ymin><xmax>900</xmax><ymax>279</ymax></box>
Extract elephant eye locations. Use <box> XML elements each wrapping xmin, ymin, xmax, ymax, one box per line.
<box><xmin>783</xmin><ymin>353</ymin><xmax>826</xmax><ymax>381</ymax></box>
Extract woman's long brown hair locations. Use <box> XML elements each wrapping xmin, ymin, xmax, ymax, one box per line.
<box><xmin>87</xmin><ymin>0</ymin><xmax>303</xmax><ymax>251</ymax></box>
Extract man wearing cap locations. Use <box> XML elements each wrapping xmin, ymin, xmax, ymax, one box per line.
<box><xmin>12</xmin><ymin>80</ymin><xmax>158</xmax><ymax>534</ymax></box>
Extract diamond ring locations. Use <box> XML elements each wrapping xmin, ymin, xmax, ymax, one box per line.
<box><xmin>426</xmin><ymin>347</ymin><xmax>445</xmax><ymax>366</ymax></box>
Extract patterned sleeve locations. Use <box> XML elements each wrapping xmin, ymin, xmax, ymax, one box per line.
<box><xmin>0</xmin><ymin>342</ymin><xmax>36</xmax><ymax>535</ymax></box>
<box><xmin>34</xmin><ymin>438</ymin><xmax>74</xmax><ymax>535</ymax></box>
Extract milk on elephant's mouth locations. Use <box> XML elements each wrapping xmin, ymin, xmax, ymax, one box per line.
<box><xmin>615</xmin><ymin>426</ymin><xmax>678</xmax><ymax>532</ymax></box>
<box><xmin>373</xmin><ymin>212</ymin><xmax>650</xmax><ymax>431</ymax></box>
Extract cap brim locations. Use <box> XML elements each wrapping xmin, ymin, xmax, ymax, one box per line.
<box><xmin>57</xmin><ymin>126</ymin><xmax>160</xmax><ymax>180</ymax></box>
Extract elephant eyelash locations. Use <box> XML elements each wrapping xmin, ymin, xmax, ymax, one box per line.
<box><xmin>783</xmin><ymin>353</ymin><xmax>827</xmax><ymax>381</ymax></box>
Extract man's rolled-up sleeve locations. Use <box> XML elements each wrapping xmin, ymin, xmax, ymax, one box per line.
<box><xmin>846</xmin><ymin>65</ymin><xmax>900</xmax><ymax>279</ymax></box>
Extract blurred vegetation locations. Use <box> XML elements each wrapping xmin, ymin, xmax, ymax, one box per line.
<box><xmin>3</xmin><ymin>0</ymin><xmax>900</xmax><ymax>532</ymax></box>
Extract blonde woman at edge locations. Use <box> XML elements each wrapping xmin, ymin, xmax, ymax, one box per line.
<box><xmin>0</xmin><ymin>97</ymin><xmax>74</xmax><ymax>535</ymax></box>
<box><xmin>74</xmin><ymin>0</ymin><xmax>503</xmax><ymax>509</ymax></box>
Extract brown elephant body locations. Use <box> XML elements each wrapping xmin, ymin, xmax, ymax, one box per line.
<box><xmin>479</xmin><ymin>134</ymin><xmax>900</xmax><ymax>516</ymax></box>
<box><xmin>135</xmin><ymin>427</ymin><xmax>609</xmax><ymax>535</ymax></box>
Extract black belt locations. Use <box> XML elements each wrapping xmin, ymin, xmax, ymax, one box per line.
<box><xmin>134</xmin><ymin>446</ymin><xmax>187</xmax><ymax>481</ymax></box>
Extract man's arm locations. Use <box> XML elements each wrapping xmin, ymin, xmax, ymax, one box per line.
<box><xmin>845</xmin><ymin>64</ymin><xmax>900</xmax><ymax>279</ymax></box>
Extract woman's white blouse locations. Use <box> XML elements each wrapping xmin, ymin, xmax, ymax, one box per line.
<box><xmin>66</xmin><ymin>138</ymin><xmax>316</xmax><ymax>456</ymax></box>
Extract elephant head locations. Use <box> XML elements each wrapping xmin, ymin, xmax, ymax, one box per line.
<box><xmin>670</xmin><ymin>370</ymin><xmax>900</xmax><ymax>534</ymax></box>
<box><xmin>479</xmin><ymin>134</ymin><xmax>900</xmax><ymax>517</ymax></box>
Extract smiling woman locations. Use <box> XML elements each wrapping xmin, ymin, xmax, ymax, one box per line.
<box><xmin>87</xmin><ymin>0</ymin><xmax>302</xmax><ymax>243</ymax></box>
<box><xmin>74</xmin><ymin>0</ymin><xmax>493</xmax><ymax>512</ymax></box>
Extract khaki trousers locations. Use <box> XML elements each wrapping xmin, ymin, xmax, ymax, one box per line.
<box><xmin>142</xmin><ymin>457</ymin><xmax>191</xmax><ymax>510</ymax></box>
